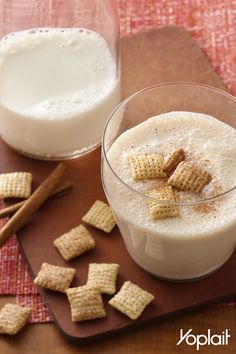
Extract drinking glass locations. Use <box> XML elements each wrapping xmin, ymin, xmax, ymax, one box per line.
<box><xmin>102</xmin><ymin>83</ymin><xmax>236</xmax><ymax>282</ymax></box>
<box><xmin>0</xmin><ymin>0</ymin><xmax>120</xmax><ymax>159</ymax></box>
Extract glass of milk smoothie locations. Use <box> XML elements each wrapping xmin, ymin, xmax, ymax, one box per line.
<box><xmin>102</xmin><ymin>83</ymin><xmax>236</xmax><ymax>281</ymax></box>
<box><xmin>0</xmin><ymin>0</ymin><xmax>120</xmax><ymax>159</ymax></box>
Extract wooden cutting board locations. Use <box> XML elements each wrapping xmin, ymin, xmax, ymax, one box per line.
<box><xmin>121</xmin><ymin>26</ymin><xmax>225</xmax><ymax>97</ymax></box>
<box><xmin>1</xmin><ymin>26</ymin><xmax>235</xmax><ymax>342</ymax></box>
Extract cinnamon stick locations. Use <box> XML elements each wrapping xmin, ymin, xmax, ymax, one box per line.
<box><xmin>0</xmin><ymin>180</ymin><xmax>73</xmax><ymax>219</ymax></box>
<box><xmin>0</xmin><ymin>163</ymin><xmax>67</xmax><ymax>247</ymax></box>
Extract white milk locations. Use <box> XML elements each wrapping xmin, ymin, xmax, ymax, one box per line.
<box><xmin>0</xmin><ymin>28</ymin><xmax>120</xmax><ymax>158</ymax></box>
<box><xmin>103</xmin><ymin>112</ymin><xmax>236</xmax><ymax>280</ymax></box>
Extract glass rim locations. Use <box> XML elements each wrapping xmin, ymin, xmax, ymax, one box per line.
<box><xmin>102</xmin><ymin>82</ymin><xmax>236</xmax><ymax>206</ymax></box>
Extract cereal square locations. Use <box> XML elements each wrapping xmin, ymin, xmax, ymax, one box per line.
<box><xmin>87</xmin><ymin>263</ymin><xmax>119</xmax><ymax>295</ymax></box>
<box><xmin>168</xmin><ymin>161</ymin><xmax>212</xmax><ymax>193</ymax></box>
<box><xmin>0</xmin><ymin>304</ymin><xmax>32</xmax><ymax>335</ymax></box>
<box><xmin>0</xmin><ymin>172</ymin><xmax>32</xmax><ymax>199</ymax></box>
<box><xmin>163</xmin><ymin>148</ymin><xmax>185</xmax><ymax>173</ymax></box>
<box><xmin>34</xmin><ymin>262</ymin><xmax>75</xmax><ymax>293</ymax></box>
<box><xmin>109</xmin><ymin>281</ymin><xmax>154</xmax><ymax>320</ymax></box>
<box><xmin>82</xmin><ymin>200</ymin><xmax>116</xmax><ymax>233</ymax></box>
<box><xmin>128</xmin><ymin>154</ymin><xmax>166</xmax><ymax>180</ymax></box>
<box><xmin>66</xmin><ymin>285</ymin><xmax>106</xmax><ymax>322</ymax></box>
<box><xmin>145</xmin><ymin>186</ymin><xmax>179</xmax><ymax>220</ymax></box>
<box><xmin>53</xmin><ymin>225</ymin><xmax>95</xmax><ymax>261</ymax></box>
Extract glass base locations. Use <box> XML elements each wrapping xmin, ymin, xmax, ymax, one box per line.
<box><xmin>3</xmin><ymin>140</ymin><xmax>101</xmax><ymax>161</ymax></box>
<box><xmin>147</xmin><ymin>264</ymin><xmax>225</xmax><ymax>283</ymax></box>
<box><xmin>126</xmin><ymin>247</ymin><xmax>235</xmax><ymax>283</ymax></box>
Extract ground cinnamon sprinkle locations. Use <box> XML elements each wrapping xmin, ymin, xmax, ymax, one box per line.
<box><xmin>174</xmin><ymin>190</ymin><xmax>218</xmax><ymax>215</ymax></box>
<box><xmin>153</xmin><ymin>178</ymin><xmax>168</xmax><ymax>188</ymax></box>
<box><xmin>203</xmin><ymin>159</ymin><xmax>210</xmax><ymax>165</ymax></box>
<box><xmin>212</xmin><ymin>180</ymin><xmax>223</xmax><ymax>196</ymax></box>
<box><xmin>192</xmin><ymin>203</ymin><xmax>217</xmax><ymax>215</ymax></box>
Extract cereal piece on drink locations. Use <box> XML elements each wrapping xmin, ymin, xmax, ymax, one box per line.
<box><xmin>168</xmin><ymin>161</ymin><xmax>212</xmax><ymax>193</ymax></box>
<box><xmin>0</xmin><ymin>172</ymin><xmax>32</xmax><ymax>199</ymax></box>
<box><xmin>82</xmin><ymin>200</ymin><xmax>116</xmax><ymax>233</ymax></box>
<box><xmin>53</xmin><ymin>225</ymin><xmax>95</xmax><ymax>261</ymax></box>
<box><xmin>66</xmin><ymin>285</ymin><xmax>106</xmax><ymax>322</ymax></box>
<box><xmin>145</xmin><ymin>186</ymin><xmax>179</xmax><ymax>220</ymax></box>
<box><xmin>0</xmin><ymin>303</ymin><xmax>32</xmax><ymax>335</ymax></box>
<box><xmin>128</xmin><ymin>154</ymin><xmax>166</xmax><ymax>180</ymax></box>
<box><xmin>87</xmin><ymin>263</ymin><xmax>119</xmax><ymax>295</ymax></box>
<box><xmin>108</xmin><ymin>281</ymin><xmax>154</xmax><ymax>320</ymax></box>
<box><xmin>34</xmin><ymin>262</ymin><xmax>75</xmax><ymax>293</ymax></box>
<box><xmin>163</xmin><ymin>148</ymin><xmax>185</xmax><ymax>173</ymax></box>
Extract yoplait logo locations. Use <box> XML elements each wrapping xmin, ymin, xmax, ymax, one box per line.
<box><xmin>177</xmin><ymin>328</ymin><xmax>231</xmax><ymax>351</ymax></box>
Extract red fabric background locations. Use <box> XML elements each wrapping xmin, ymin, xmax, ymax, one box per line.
<box><xmin>0</xmin><ymin>0</ymin><xmax>236</xmax><ymax>322</ymax></box>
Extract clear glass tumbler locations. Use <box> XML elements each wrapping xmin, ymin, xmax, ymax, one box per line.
<box><xmin>0</xmin><ymin>0</ymin><xmax>120</xmax><ymax>160</ymax></box>
<box><xmin>102</xmin><ymin>83</ymin><xmax>236</xmax><ymax>282</ymax></box>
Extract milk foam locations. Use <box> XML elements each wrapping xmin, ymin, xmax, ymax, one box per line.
<box><xmin>103</xmin><ymin>112</ymin><xmax>236</xmax><ymax>279</ymax></box>
<box><xmin>106</xmin><ymin>112</ymin><xmax>236</xmax><ymax>237</ymax></box>
<box><xmin>0</xmin><ymin>28</ymin><xmax>120</xmax><ymax>156</ymax></box>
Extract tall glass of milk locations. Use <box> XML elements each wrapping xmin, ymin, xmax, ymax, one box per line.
<box><xmin>0</xmin><ymin>0</ymin><xmax>120</xmax><ymax>159</ymax></box>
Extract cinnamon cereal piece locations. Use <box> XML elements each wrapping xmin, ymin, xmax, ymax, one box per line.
<box><xmin>128</xmin><ymin>154</ymin><xmax>166</xmax><ymax>180</ymax></box>
<box><xmin>82</xmin><ymin>200</ymin><xmax>116</xmax><ymax>233</ymax></box>
<box><xmin>0</xmin><ymin>172</ymin><xmax>32</xmax><ymax>199</ymax></box>
<box><xmin>108</xmin><ymin>281</ymin><xmax>154</xmax><ymax>320</ymax></box>
<box><xmin>53</xmin><ymin>225</ymin><xmax>95</xmax><ymax>261</ymax></box>
<box><xmin>34</xmin><ymin>263</ymin><xmax>75</xmax><ymax>293</ymax></box>
<box><xmin>163</xmin><ymin>148</ymin><xmax>185</xmax><ymax>173</ymax></box>
<box><xmin>0</xmin><ymin>304</ymin><xmax>32</xmax><ymax>335</ymax></box>
<box><xmin>145</xmin><ymin>186</ymin><xmax>179</xmax><ymax>220</ymax></box>
<box><xmin>66</xmin><ymin>285</ymin><xmax>106</xmax><ymax>322</ymax></box>
<box><xmin>87</xmin><ymin>263</ymin><xmax>119</xmax><ymax>295</ymax></box>
<box><xmin>168</xmin><ymin>161</ymin><xmax>212</xmax><ymax>193</ymax></box>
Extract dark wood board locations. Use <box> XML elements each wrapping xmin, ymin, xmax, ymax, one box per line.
<box><xmin>120</xmin><ymin>26</ymin><xmax>225</xmax><ymax>97</ymax></box>
<box><xmin>1</xmin><ymin>26</ymin><xmax>235</xmax><ymax>342</ymax></box>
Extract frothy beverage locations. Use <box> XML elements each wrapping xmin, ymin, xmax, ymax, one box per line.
<box><xmin>0</xmin><ymin>28</ymin><xmax>120</xmax><ymax>158</ymax></box>
<box><xmin>103</xmin><ymin>112</ymin><xmax>236</xmax><ymax>280</ymax></box>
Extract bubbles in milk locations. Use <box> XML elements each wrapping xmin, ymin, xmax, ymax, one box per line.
<box><xmin>1</xmin><ymin>27</ymin><xmax>90</xmax><ymax>51</ymax></box>
<box><xmin>0</xmin><ymin>27</ymin><xmax>121</xmax><ymax>155</ymax></box>
<box><xmin>0</xmin><ymin>27</ymin><xmax>118</xmax><ymax>118</ymax></box>
<box><xmin>105</xmin><ymin>112</ymin><xmax>236</xmax><ymax>237</ymax></box>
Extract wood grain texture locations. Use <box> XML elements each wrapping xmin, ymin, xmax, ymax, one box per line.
<box><xmin>1</xmin><ymin>142</ymin><xmax>235</xmax><ymax>341</ymax></box>
<box><xmin>0</xmin><ymin>296</ymin><xmax>235</xmax><ymax>354</ymax></box>
<box><xmin>0</xmin><ymin>27</ymin><xmax>235</xmax><ymax>351</ymax></box>
<box><xmin>121</xmin><ymin>26</ymin><xmax>225</xmax><ymax>98</ymax></box>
